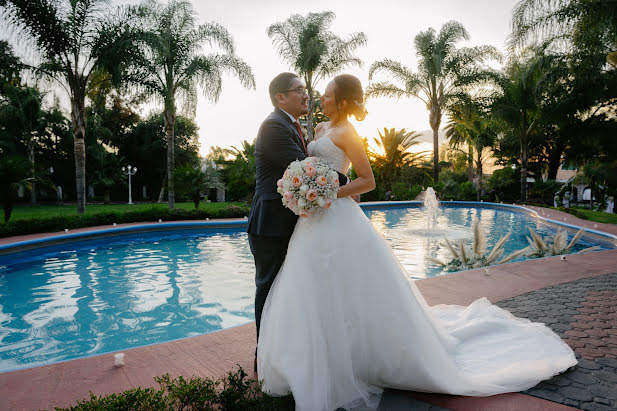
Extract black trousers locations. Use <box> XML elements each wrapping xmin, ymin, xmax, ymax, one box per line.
<box><xmin>248</xmin><ymin>233</ymin><xmax>291</xmax><ymax>343</ymax></box>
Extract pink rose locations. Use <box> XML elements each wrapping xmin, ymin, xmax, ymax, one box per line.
<box><xmin>306</xmin><ymin>189</ymin><xmax>318</xmax><ymax>201</ymax></box>
<box><xmin>283</xmin><ymin>191</ymin><xmax>293</xmax><ymax>201</ymax></box>
<box><xmin>316</xmin><ymin>175</ymin><xmax>327</xmax><ymax>186</ymax></box>
<box><xmin>324</xmin><ymin>199</ymin><xmax>333</xmax><ymax>209</ymax></box>
<box><xmin>283</xmin><ymin>169</ymin><xmax>289</xmax><ymax>178</ymax></box>
<box><xmin>305</xmin><ymin>165</ymin><xmax>316</xmax><ymax>177</ymax></box>
<box><xmin>287</xmin><ymin>197</ymin><xmax>298</xmax><ymax>208</ymax></box>
<box><xmin>277</xmin><ymin>179</ymin><xmax>284</xmax><ymax>188</ymax></box>
<box><xmin>292</xmin><ymin>176</ymin><xmax>302</xmax><ymax>187</ymax></box>
<box><xmin>298</xmin><ymin>209</ymin><xmax>311</xmax><ymax>218</ymax></box>
<box><xmin>333</xmin><ymin>178</ymin><xmax>340</xmax><ymax>187</ymax></box>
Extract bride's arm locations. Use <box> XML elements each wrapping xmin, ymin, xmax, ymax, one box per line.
<box><xmin>335</xmin><ymin>127</ymin><xmax>375</xmax><ymax>198</ymax></box>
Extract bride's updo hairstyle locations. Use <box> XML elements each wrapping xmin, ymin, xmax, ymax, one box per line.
<box><xmin>333</xmin><ymin>74</ymin><xmax>368</xmax><ymax>121</ymax></box>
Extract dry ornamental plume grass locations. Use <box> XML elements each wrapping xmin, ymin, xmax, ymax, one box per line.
<box><xmin>525</xmin><ymin>227</ymin><xmax>600</xmax><ymax>258</ymax></box>
<box><xmin>429</xmin><ymin>222</ymin><xmax>527</xmax><ymax>272</ymax></box>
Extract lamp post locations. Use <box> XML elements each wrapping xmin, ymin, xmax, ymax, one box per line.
<box><xmin>122</xmin><ymin>165</ymin><xmax>137</xmax><ymax>205</ymax></box>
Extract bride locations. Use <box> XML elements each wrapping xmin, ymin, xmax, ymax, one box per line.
<box><xmin>256</xmin><ymin>74</ymin><xmax>577</xmax><ymax>411</ymax></box>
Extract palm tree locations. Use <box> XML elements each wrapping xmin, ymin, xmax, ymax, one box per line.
<box><xmin>174</xmin><ymin>163</ymin><xmax>222</xmax><ymax>209</ymax></box>
<box><xmin>0</xmin><ymin>156</ymin><xmax>31</xmax><ymax>222</ymax></box>
<box><xmin>367</xmin><ymin>21</ymin><xmax>500</xmax><ymax>183</ymax></box>
<box><xmin>267</xmin><ymin>11</ymin><xmax>366</xmax><ymax>141</ymax></box>
<box><xmin>2</xmin><ymin>0</ymin><xmax>138</xmax><ymax>214</ymax></box>
<box><xmin>129</xmin><ymin>0</ymin><xmax>255</xmax><ymax>209</ymax></box>
<box><xmin>0</xmin><ymin>85</ymin><xmax>42</xmax><ymax>204</ymax></box>
<box><xmin>223</xmin><ymin>139</ymin><xmax>256</xmax><ymax>201</ymax></box>
<box><xmin>492</xmin><ymin>52</ymin><xmax>545</xmax><ymax>203</ymax></box>
<box><xmin>510</xmin><ymin>0</ymin><xmax>617</xmax><ymax>58</ymax></box>
<box><xmin>370</xmin><ymin>128</ymin><xmax>425</xmax><ymax>191</ymax></box>
<box><xmin>445</xmin><ymin>98</ymin><xmax>496</xmax><ymax>200</ymax></box>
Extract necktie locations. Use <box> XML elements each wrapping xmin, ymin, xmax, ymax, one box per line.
<box><xmin>294</xmin><ymin>121</ymin><xmax>307</xmax><ymax>154</ymax></box>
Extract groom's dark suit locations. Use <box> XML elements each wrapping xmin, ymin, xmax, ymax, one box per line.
<box><xmin>248</xmin><ymin>107</ymin><xmax>347</xmax><ymax>342</ymax></box>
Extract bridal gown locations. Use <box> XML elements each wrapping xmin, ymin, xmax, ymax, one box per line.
<box><xmin>257</xmin><ymin>136</ymin><xmax>577</xmax><ymax>411</ymax></box>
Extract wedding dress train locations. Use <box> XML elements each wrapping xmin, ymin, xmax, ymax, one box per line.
<box><xmin>257</xmin><ymin>136</ymin><xmax>577</xmax><ymax>411</ymax></box>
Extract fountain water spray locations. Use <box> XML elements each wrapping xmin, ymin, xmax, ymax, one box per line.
<box><xmin>423</xmin><ymin>187</ymin><xmax>440</xmax><ymax>230</ymax></box>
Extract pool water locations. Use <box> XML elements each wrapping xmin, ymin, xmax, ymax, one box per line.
<box><xmin>0</xmin><ymin>205</ymin><xmax>613</xmax><ymax>372</ymax></box>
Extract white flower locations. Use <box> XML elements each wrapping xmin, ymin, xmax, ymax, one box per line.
<box><xmin>283</xmin><ymin>180</ymin><xmax>292</xmax><ymax>191</ymax></box>
<box><xmin>317</xmin><ymin>196</ymin><xmax>325</xmax><ymax>207</ymax></box>
<box><xmin>289</xmin><ymin>161</ymin><xmax>303</xmax><ymax>172</ymax></box>
<box><xmin>299</xmin><ymin>184</ymin><xmax>308</xmax><ymax>195</ymax></box>
<box><xmin>328</xmin><ymin>170</ymin><xmax>338</xmax><ymax>180</ymax></box>
<box><xmin>298</xmin><ymin>198</ymin><xmax>306</xmax><ymax>208</ymax></box>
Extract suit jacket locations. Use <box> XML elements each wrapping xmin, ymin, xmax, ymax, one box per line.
<box><xmin>248</xmin><ymin>108</ymin><xmax>307</xmax><ymax>238</ymax></box>
<box><xmin>247</xmin><ymin>108</ymin><xmax>348</xmax><ymax>237</ymax></box>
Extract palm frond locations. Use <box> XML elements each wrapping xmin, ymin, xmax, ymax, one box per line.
<box><xmin>365</xmin><ymin>82</ymin><xmax>413</xmax><ymax>100</ymax></box>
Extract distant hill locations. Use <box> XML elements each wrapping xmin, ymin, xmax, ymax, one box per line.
<box><xmin>413</xmin><ymin>129</ymin><xmax>449</xmax><ymax>145</ymax></box>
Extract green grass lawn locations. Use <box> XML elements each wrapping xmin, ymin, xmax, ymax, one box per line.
<box><xmin>9</xmin><ymin>202</ymin><xmax>245</xmax><ymax>221</ymax></box>
<box><xmin>563</xmin><ymin>207</ymin><xmax>617</xmax><ymax>224</ymax></box>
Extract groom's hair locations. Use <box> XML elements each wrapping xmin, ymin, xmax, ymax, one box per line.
<box><xmin>269</xmin><ymin>72</ymin><xmax>299</xmax><ymax>107</ymax></box>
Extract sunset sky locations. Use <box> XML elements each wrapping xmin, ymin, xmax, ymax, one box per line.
<box><xmin>2</xmin><ymin>0</ymin><xmax>520</xmax><ymax>156</ymax></box>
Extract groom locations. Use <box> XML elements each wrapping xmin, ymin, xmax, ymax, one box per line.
<box><xmin>247</xmin><ymin>72</ymin><xmax>348</xmax><ymax>371</ymax></box>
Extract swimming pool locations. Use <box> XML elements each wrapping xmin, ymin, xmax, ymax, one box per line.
<box><xmin>0</xmin><ymin>202</ymin><xmax>615</xmax><ymax>372</ymax></box>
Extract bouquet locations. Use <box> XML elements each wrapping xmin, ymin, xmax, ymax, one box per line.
<box><xmin>277</xmin><ymin>157</ymin><xmax>340</xmax><ymax>217</ymax></box>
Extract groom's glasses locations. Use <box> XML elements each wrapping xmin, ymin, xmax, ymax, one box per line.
<box><xmin>280</xmin><ymin>86</ymin><xmax>308</xmax><ymax>95</ymax></box>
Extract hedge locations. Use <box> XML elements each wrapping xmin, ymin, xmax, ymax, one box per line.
<box><xmin>0</xmin><ymin>205</ymin><xmax>250</xmax><ymax>238</ymax></box>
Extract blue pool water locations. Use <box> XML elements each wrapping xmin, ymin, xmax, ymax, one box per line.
<box><xmin>0</xmin><ymin>204</ymin><xmax>614</xmax><ymax>372</ymax></box>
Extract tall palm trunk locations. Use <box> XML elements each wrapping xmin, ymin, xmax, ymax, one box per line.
<box><xmin>157</xmin><ymin>174</ymin><xmax>167</xmax><ymax>203</ymax></box>
<box><xmin>305</xmin><ymin>75</ymin><xmax>315</xmax><ymax>142</ymax></box>
<box><xmin>28</xmin><ymin>137</ymin><xmax>36</xmax><ymax>205</ymax></box>
<box><xmin>71</xmin><ymin>89</ymin><xmax>87</xmax><ymax>214</ymax></box>
<box><xmin>467</xmin><ymin>144</ymin><xmax>474</xmax><ymax>182</ymax></box>
<box><xmin>306</xmin><ymin>93</ymin><xmax>314</xmax><ymax>142</ymax></box>
<box><xmin>429</xmin><ymin>103</ymin><xmax>441</xmax><ymax>183</ymax></box>
<box><xmin>520</xmin><ymin>141</ymin><xmax>528</xmax><ymax>203</ymax></box>
<box><xmin>476</xmin><ymin>147</ymin><xmax>483</xmax><ymax>201</ymax></box>
<box><xmin>163</xmin><ymin>100</ymin><xmax>176</xmax><ymax>209</ymax></box>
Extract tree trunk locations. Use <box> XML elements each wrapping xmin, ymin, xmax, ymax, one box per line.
<box><xmin>432</xmin><ymin>127</ymin><xmax>439</xmax><ymax>183</ymax></box>
<box><xmin>476</xmin><ymin>148</ymin><xmax>483</xmax><ymax>202</ymax></box>
<box><xmin>429</xmin><ymin>103</ymin><xmax>441</xmax><ymax>183</ymax></box>
<box><xmin>28</xmin><ymin>136</ymin><xmax>36</xmax><ymax>205</ymax></box>
<box><xmin>520</xmin><ymin>143</ymin><xmax>528</xmax><ymax>203</ymax></box>
<box><xmin>193</xmin><ymin>194</ymin><xmax>200</xmax><ymax>209</ymax></box>
<box><xmin>163</xmin><ymin>105</ymin><xmax>176</xmax><ymax>209</ymax></box>
<box><xmin>157</xmin><ymin>174</ymin><xmax>167</xmax><ymax>203</ymax></box>
<box><xmin>546</xmin><ymin>142</ymin><xmax>565</xmax><ymax>181</ymax></box>
<box><xmin>467</xmin><ymin>144</ymin><xmax>474</xmax><ymax>182</ymax></box>
<box><xmin>306</xmin><ymin>93</ymin><xmax>314</xmax><ymax>142</ymax></box>
<box><xmin>71</xmin><ymin>91</ymin><xmax>87</xmax><ymax>214</ymax></box>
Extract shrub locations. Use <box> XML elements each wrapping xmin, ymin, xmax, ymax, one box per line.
<box><xmin>459</xmin><ymin>181</ymin><xmax>477</xmax><ymax>201</ymax></box>
<box><xmin>0</xmin><ymin>205</ymin><xmax>251</xmax><ymax>238</ymax></box>
<box><xmin>528</xmin><ymin>180</ymin><xmax>563</xmax><ymax>205</ymax></box>
<box><xmin>488</xmin><ymin>167</ymin><xmax>519</xmax><ymax>203</ymax></box>
<box><xmin>57</xmin><ymin>367</ymin><xmax>294</xmax><ymax>411</ymax></box>
<box><xmin>391</xmin><ymin>182</ymin><xmax>422</xmax><ymax>201</ymax></box>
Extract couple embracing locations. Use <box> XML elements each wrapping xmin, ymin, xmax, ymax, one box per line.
<box><xmin>247</xmin><ymin>72</ymin><xmax>577</xmax><ymax>411</ymax></box>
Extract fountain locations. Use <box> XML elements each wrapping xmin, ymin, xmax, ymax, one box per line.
<box><xmin>407</xmin><ymin>187</ymin><xmax>471</xmax><ymax>240</ymax></box>
<box><xmin>424</xmin><ymin>187</ymin><xmax>440</xmax><ymax>230</ymax></box>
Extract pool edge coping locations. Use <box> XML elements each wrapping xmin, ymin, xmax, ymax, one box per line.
<box><xmin>1</xmin><ymin>201</ymin><xmax>615</xmax><ymax>255</ymax></box>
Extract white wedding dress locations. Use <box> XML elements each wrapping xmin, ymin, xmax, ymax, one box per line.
<box><xmin>257</xmin><ymin>136</ymin><xmax>577</xmax><ymax>411</ymax></box>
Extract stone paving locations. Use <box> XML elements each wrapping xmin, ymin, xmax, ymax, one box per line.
<box><xmin>496</xmin><ymin>273</ymin><xmax>617</xmax><ymax>411</ymax></box>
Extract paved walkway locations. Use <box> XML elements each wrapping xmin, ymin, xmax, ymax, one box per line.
<box><xmin>0</xmin><ymin>205</ymin><xmax>616</xmax><ymax>410</ymax></box>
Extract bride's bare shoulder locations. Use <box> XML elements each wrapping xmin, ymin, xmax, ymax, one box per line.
<box><xmin>314</xmin><ymin>121</ymin><xmax>330</xmax><ymax>140</ymax></box>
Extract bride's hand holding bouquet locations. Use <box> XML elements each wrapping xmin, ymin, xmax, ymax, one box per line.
<box><xmin>277</xmin><ymin>157</ymin><xmax>340</xmax><ymax>218</ymax></box>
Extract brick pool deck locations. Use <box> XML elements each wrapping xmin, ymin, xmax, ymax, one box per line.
<box><xmin>1</xmin><ymin>206</ymin><xmax>616</xmax><ymax>410</ymax></box>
